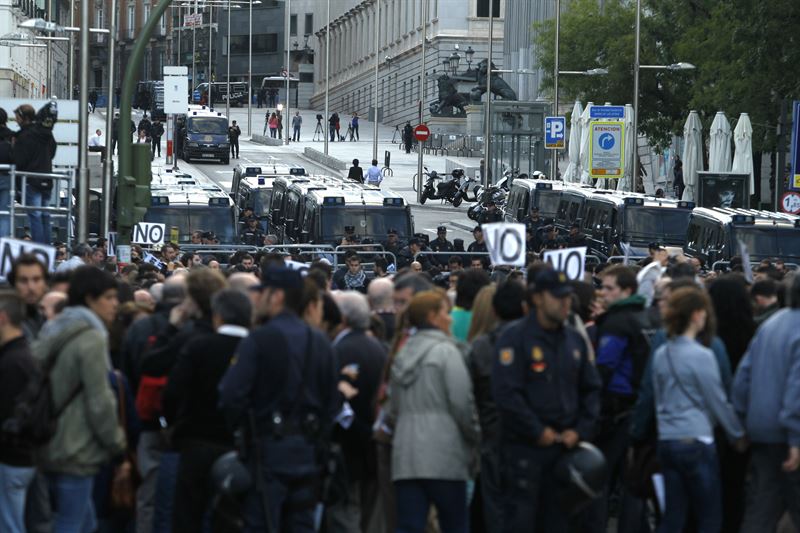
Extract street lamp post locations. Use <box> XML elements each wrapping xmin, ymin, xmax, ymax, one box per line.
<box><xmin>208</xmin><ymin>4</ymin><xmax>213</xmax><ymax>87</ymax></box>
<box><xmin>247</xmin><ymin>0</ymin><xmax>252</xmax><ymax>136</ymax></box>
<box><xmin>552</xmin><ymin>0</ymin><xmax>560</xmax><ymax>180</ymax></box>
<box><xmin>77</xmin><ymin>0</ymin><xmax>90</xmax><ymax>241</ymax></box>
<box><xmin>371</xmin><ymin>0</ymin><xmax>379</xmax><ymax>160</ymax></box>
<box><xmin>632</xmin><ymin>0</ymin><xmax>641</xmax><ymax>176</ymax></box>
<box><xmin>284</xmin><ymin>0</ymin><xmax>290</xmax><ymax>144</ymax></box>
<box><xmin>102</xmin><ymin>0</ymin><xmax>118</xmax><ymax>236</ymax></box>
<box><xmin>323</xmin><ymin>0</ymin><xmax>330</xmax><ymax>153</ymax></box>
<box><xmin>225</xmin><ymin>0</ymin><xmax>231</xmax><ymax>118</ymax></box>
<box><xmin>416</xmin><ymin>0</ymin><xmax>427</xmax><ymax>203</ymax></box>
<box><xmin>483</xmin><ymin>0</ymin><xmax>494</xmax><ymax>188</ymax></box>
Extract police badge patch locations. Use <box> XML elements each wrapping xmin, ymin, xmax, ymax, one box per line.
<box><xmin>499</xmin><ymin>348</ymin><xmax>514</xmax><ymax>366</ymax></box>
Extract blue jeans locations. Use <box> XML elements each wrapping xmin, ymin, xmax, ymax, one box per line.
<box><xmin>0</xmin><ymin>463</ymin><xmax>35</xmax><ymax>533</ymax></box>
<box><xmin>394</xmin><ymin>479</ymin><xmax>468</xmax><ymax>533</ymax></box>
<box><xmin>25</xmin><ymin>184</ymin><xmax>52</xmax><ymax>244</ymax></box>
<box><xmin>47</xmin><ymin>473</ymin><xmax>97</xmax><ymax>533</ymax></box>
<box><xmin>152</xmin><ymin>451</ymin><xmax>180</xmax><ymax>533</ymax></box>
<box><xmin>657</xmin><ymin>440</ymin><xmax>722</xmax><ymax>533</ymax></box>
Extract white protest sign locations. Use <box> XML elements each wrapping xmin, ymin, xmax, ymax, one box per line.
<box><xmin>482</xmin><ymin>223</ymin><xmax>526</xmax><ymax>267</ymax></box>
<box><xmin>142</xmin><ymin>251</ymin><xmax>166</xmax><ymax>270</ymax></box>
<box><xmin>0</xmin><ymin>238</ymin><xmax>57</xmax><ymax>280</ymax></box>
<box><xmin>284</xmin><ymin>259</ymin><xmax>310</xmax><ymax>274</ymax></box>
<box><xmin>106</xmin><ymin>232</ymin><xmax>117</xmax><ymax>257</ymax></box>
<box><xmin>542</xmin><ymin>246</ymin><xmax>587</xmax><ymax>281</ymax></box>
<box><xmin>132</xmin><ymin>222</ymin><xmax>166</xmax><ymax>245</ymax></box>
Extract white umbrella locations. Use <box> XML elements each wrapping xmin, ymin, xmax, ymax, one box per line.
<box><xmin>732</xmin><ymin>113</ymin><xmax>755</xmax><ymax>195</ymax></box>
<box><xmin>681</xmin><ymin>111</ymin><xmax>704</xmax><ymax>202</ymax></box>
<box><xmin>619</xmin><ymin>104</ymin><xmax>635</xmax><ymax>191</ymax></box>
<box><xmin>563</xmin><ymin>101</ymin><xmax>583</xmax><ymax>182</ymax></box>
<box><xmin>708</xmin><ymin>111</ymin><xmax>732</xmax><ymax>172</ymax></box>
<box><xmin>579</xmin><ymin>102</ymin><xmax>594</xmax><ymax>184</ymax></box>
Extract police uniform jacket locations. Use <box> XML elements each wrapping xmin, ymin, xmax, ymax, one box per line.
<box><xmin>478</xmin><ymin>210</ymin><xmax>503</xmax><ymax>225</ymax></box>
<box><xmin>429</xmin><ymin>238</ymin><xmax>454</xmax><ymax>253</ymax></box>
<box><xmin>492</xmin><ymin>312</ymin><xmax>601</xmax><ymax>445</ymax></box>
<box><xmin>240</xmin><ymin>227</ymin><xmax>265</xmax><ymax>246</ymax></box>
<box><xmin>218</xmin><ymin>312</ymin><xmax>340</xmax><ymax>435</ymax></box>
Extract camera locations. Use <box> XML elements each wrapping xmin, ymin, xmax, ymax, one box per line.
<box><xmin>316</xmin><ymin>114</ymin><xmax>323</xmax><ymax>121</ymax></box>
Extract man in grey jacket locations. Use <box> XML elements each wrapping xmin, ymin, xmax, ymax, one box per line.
<box><xmin>732</xmin><ymin>275</ymin><xmax>800</xmax><ymax>532</ymax></box>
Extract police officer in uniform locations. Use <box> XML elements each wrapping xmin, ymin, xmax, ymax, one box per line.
<box><xmin>478</xmin><ymin>199</ymin><xmax>503</xmax><ymax>224</ymax></box>
<box><xmin>492</xmin><ymin>269</ymin><xmax>601</xmax><ymax>533</ymax></box>
<box><xmin>522</xmin><ymin>207</ymin><xmax>545</xmax><ymax>234</ymax></box>
<box><xmin>240</xmin><ymin>216</ymin><xmax>266</xmax><ymax>246</ymax></box>
<box><xmin>218</xmin><ymin>267</ymin><xmax>340</xmax><ymax>532</ymax></box>
<box><xmin>429</xmin><ymin>225</ymin><xmax>454</xmax><ymax>266</ymax></box>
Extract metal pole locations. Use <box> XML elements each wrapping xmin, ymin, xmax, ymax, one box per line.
<box><xmin>48</xmin><ymin>0</ymin><xmax>54</xmax><ymax>96</ymax></box>
<box><xmin>631</xmin><ymin>0</ymin><xmax>641</xmax><ymax>193</ymax></box>
<box><xmin>177</xmin><ymin>6</ymin><xmax>181</xmax><ymax>67</ymax></box>
<box><xmin>46</xmin><ymin>41</ymin><xmax>52</xmax><ymax>97</ymax></box>
<box><xmin>416</xmin><ymin>0</ymin><xmax>427</xmax><ymax>203</ymax></box>
<box><xmin>323</xmin><ymin>0</ymin><xmax>330</xmax><ymax>154</ymax></box>
<box><xmin>208</xmin><ymin>5</ymin><xmax>213</xmax><ymax>86</ymax></box>
<box><xmin>483</xmin><ymin>0</ymin><xmax>494</xmax><ymax>188</ymax></box>
<box><xmin>77</xmin><ymin>0</ymin><xmax>90</xmax><ymax>242</ymax></box>
<box><xmin>372</xmin><ymin>0</ymin><xmax>379</xmax><ymax>161</ymax></box>
<box><xmin>68</xmin><ymin>0</ymin><xmax>75</xmax><ymax>98</ymax></box>
<box><xmin>284</xmin><ymin>0</ymin><xmax>290</xmax><ymax>145</ymax></box>
<box><xmin>102</xmin><ymin>0</ymin><xmax>117</xmax><ymax>237</ymax></box>
<box><xmin>192</xmin><ymin>0</ymin><xmax>197</xmax><ymax>88</ymax></box>
<box><xmin>226</xmin><ymin>0</ymin><xmax>231</xmax><ymax>119</ymax></box>
<box><xmin>247</xmin><ymin>0</ymin><xmax>252</xmax><ymax>136</ymax></box>
<box><xmin>552</xmin><ymin>0</ymin><xmax>559</xmax><ymax>180</ymax></box>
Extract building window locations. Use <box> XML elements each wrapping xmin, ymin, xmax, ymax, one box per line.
<box><xmin>476</xmin><ymin>0</ymin><xmax>500</xmax><ymax>18</ymax></box>
<box><xmin>127</xmin><ymin>5</ymin><xmax>135</xmax><ymax>38</ymax></box>
<box><xmin>144</xmin><ymin>3</ymin><xmax>151</xmax><ymax>24</ymax></box>
<box><xmin>159</xmin><ymin>13</ymin><xmax>166</xmax><ymax>35</ymax></box>
<box><xmin>290</xmin><ymin>14</ymin><xmax>297</xmax><ymax>36</ymax></box>
<box><xmin>304</xmin><ymin>13</ymin><xmax>313</xmax><ymax>35</ymax></box>
<box><xmin>225</xmin><ymin>33</ymin><xmax>279</xmax><ymax>55</ymax></box>
<box><xmin>95</xmin><ymin>6</ymin><xmax>105</xmax><ymax>42</ymax></box>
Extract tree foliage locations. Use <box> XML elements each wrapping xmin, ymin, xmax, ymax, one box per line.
<box><xmin>535</xmin><ymin>0</ymin><xmax>800</xmax><ymax>152</ymax></box>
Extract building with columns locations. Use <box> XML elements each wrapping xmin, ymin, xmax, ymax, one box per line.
<box><xmin>310</xmin><ymin>0</ymin><xmax>505</xmax><ymax>128</ymax></box>
<box><xmin>502</xmin><ymin>0</ymin><xmax>554</xmax><ymax>104</ymax></box>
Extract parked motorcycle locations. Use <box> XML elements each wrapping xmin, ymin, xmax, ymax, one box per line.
<box><xmin>468</xmin><ymin>185</ymin><xmax>508</xmax><ymax>221</ymax></box>
<box><xmin>420</xmin><ymin>168</ymin><xmax>479</xmax><ymax>207</ymax></box>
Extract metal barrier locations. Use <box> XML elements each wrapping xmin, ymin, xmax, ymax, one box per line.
<box><xmin>0</xmin><ymin>164</ymin><xmax>75</xmax><ymax>244</ymax></box>
<box><xmin>711</xmin><ymin>260</ymin><xmax>799</xmax><ymax>273</ymax></box>
<box><xmin>607</xmin><ymin>255</ymin><xmax>648</xmax><ymax>265</ymax></box>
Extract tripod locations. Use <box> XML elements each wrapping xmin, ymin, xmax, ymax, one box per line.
<box><xmin>391</xmin><ymin>124</ymin><xmax>401</xmax><ymax>144</ymax></box>
<box><xmin>313</xmin><ymin>120</ymin><xmax>324</xmax><ymax>141</ymax></box>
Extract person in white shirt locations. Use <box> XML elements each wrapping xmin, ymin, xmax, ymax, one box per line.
<box><xmin>88</xmin><ymin>129</ymin><xmax>104</xmax><ymax>148</ymax></box>
<box><xmin>365</xmin><ymin>159</ymin><xmax>383</xmax><ymax>187</ymax></box>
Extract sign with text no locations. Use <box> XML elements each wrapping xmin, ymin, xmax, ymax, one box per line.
<box><xmin>482</xmin><ymin>223</ymin><xmax>526</xmax><ymax>267</ymax></box>
<box><xmin>542</xmin><ymin>246</ymin><xmax>587</xmax><ymax>281</ymax></box>
<box><xmin>132</xmin><ymin>223</ymin><xmax>166</xmax><ymax>245</ymax></box>
<box><xmin>0</xmin><ymin>238</ymin><xmax>56</xmax><ymax>280</ymax></box>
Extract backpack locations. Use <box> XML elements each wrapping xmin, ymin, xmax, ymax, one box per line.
<box><xmin>1</xmin><ymin>324</ymin><xmax>92</xmax><ymax>447</ymax></box>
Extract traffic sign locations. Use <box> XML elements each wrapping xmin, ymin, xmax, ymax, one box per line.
<box><xmin>544</xmin><ymin>116</ymin><xmax>566</xmax><ymax>149</ymax></box>
<box><xmin>781</xmin><ymin>191</ymin><xmax>800</xmax><ymax>215</ymax></box>
<box><xmin>589</xmin><ymin>121</ymin><xmax>625</xmax><ymax>179</ymax></box>
<box><xmin>413</xmin><ymin>124</ymin><xmax>431</xmax><ymax>142</ymax></box>
<box><xmin>590</xmin><ymin>106</ymin><xmax>625</xmax><ymax>119</ymax></box>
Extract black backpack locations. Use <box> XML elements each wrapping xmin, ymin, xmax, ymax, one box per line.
<box><xmin>1</xmin><ymin>325</ymin><xmax>92</xmax><ymax>447</ymax></box>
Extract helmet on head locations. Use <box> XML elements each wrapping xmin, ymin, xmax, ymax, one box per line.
<box><xmin>210</xmin><ymin>451</ymin><xmax>252</xmax><ymax>496</ymax></box>
<box><xmin>553</xmin><ymin>442</ymin><xmax>608</xmax><ymax>515</ymax></box>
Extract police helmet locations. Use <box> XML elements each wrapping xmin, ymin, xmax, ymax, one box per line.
<box><xmin>553</xmin><ymin>442</ymin><xmax>608</xmax><ymax>515</ymax></box>
<box><xmin>210</xmin><ymin>451</ymin><xmax>252</xmax><ymax>496</ymax></box>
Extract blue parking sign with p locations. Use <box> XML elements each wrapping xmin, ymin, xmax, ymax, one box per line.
<box><xmin>545</xmin><ymin>116</ymin><xmax>566</xmax><ymax>150</ymax></box>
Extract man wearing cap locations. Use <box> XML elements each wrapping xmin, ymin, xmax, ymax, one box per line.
<box><xmin>539</xmin><ymin>225</ymin><xmax>560</xmax><ymax>252</ymax></box>
<box><xmin>397</xmin><ymin>237</ymin><xmax>429</xmax><ymax>271</ymax></box>
<box><xmin>493</xmin><ymin>268</ymin><xmax>601</xmax><ymax>532</ymax></box>
<box><xmin>219</xmin><ymin>267</ymin><xmax>340</xmax><ymax>532</ymax></box>
<box><xmin>522</xmin><ymin>206</ymin><xmax>545</xmax><ymax>235</ymax></box>
<box><xmin>240</xmin><ymin>216</ymin><xmax>266</xmax><ymax>246</ymax></box>
<box><xmin>468</xmin><ymin>226</ymin><xmax>488</xmax><ymax>254</ymax></box>
<box><xmin>478</xmin><ymin>200</ymin><xmax>503</xmax><ymax>224</ymax></box>
<box><xmin>429</xmin><ymin>225</ymin><xmax>454</xmax><ymax>266</ymax></box>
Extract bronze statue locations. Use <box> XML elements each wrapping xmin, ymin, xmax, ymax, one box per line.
<box><xmin>429</xmin><ymin>74</ymin><xmax>470</xmax><ymax>117</ymax></box>
<box><xmin>470</xmin><ymin>59</ymin><xmax>518</xmax><ymax>103</ymax></box>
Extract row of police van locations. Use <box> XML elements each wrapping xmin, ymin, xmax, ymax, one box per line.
<box><xmin>502</xmin><ymin>178</ymin><xmax>800</xmax><ymax>267</ymax></box>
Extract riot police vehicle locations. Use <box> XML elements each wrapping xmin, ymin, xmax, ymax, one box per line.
<box><xmin>503</xmin><ymin>179</ymin><xmax>566</xmax><ymax>222</ymax></box>
<box><xmin>579</xmin><ymin>193</ymin><xmax>695</xmax><ymax>260</ymax></box>
<box><xmin>683</xmin><ymin>208</ymin><xmax>800</xmax><ymax>267</ymax></box>
<box><xmin>554</xmin><ymin>187</ymin><xmax>595</xmax><ymax>233</ymax></box>
<box><xmin>145</xmin><ymin>167</ymin><xmax>238</xmax><ymax>244</ymax></box>
<box><xmin>194</xmin><ymin>82</ymin><xmax>249</xmax><ymax>106</ymax></box>
<box><xmin>230</xmin><ymin>162</ymin><xmax>307</xmax><ymax>204</ymax></box>
<box><xmin>174</xmin><ymin>106</ymin><xmax>230</xmax><ymax>164</ymax></box>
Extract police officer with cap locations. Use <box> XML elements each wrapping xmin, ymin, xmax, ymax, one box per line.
<box><xmin>218</xmin><ymin>267</ymin><xmax>340</xmax><ymax>532</ymax></box>
<box><xmin>429</xmin><ymin>225</ymin><xmax>454</xmax><ymax>266</ymax></box>
<box><xmin>478</xmin><ymin>199</ymin><xmax>503</xmax><ymax>224</ymax></box>
<box><xmin>493</xmin><ymin>268</ymin><xmax>601</xmax><ymax>532</ymax></box>
<box><xmin>241</xmin><ymin>216</ymin><xmax>267</xmax><ymax>246</ymax></box>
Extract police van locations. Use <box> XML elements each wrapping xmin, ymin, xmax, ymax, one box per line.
<box><xmin>683</xmin><ymin>208</ymin><xmax>800</xmax><ymax>267</ymax></box>
<box><xmin>554</xmin><ymin>187</ymin><xmax>595</xmax><ymax>233</ymax></box>
<box><xmin>230</xmin><ymin>162</ymin><xmax>307</xmax><ymax>208</ymax></box>
<box><xmin>503</xmin><ymin>179</ymin><xmax>566</xmax><ymax>222</ymax></box>
<box><xmin>579</xmin><ymin>193</ymin><xmax>695</xmax><ymax>260</ymax></box>
<box><xmin>145</xmin><ymin>167</ymin><xmax>238</xmax><ymax>244</ymax></box>
<box><xmin>175</xmin><ymin>106</ymin><xmax>230</xmax><ymax>164</ymax></box>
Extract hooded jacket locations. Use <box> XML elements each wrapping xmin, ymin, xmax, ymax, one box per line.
<box><xmin>13</xmin><ymin>123</ymin><xmax>57</xmax><ymax>192</ymax></box>
<box><xmin>389</xmin><ymin>328</ymin><xmax>479</xmax><ymax>481</ymax></box>
<box><xmin>33</xmin><ymin>306</ymin><xmax>126</xmax><ymax>475</ymax></box>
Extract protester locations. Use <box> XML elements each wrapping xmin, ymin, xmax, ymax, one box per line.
<box><xmin>8</xmin><ymin>253</ymin><xmax>49</xmax><ymax>339</ymax></box>
<box><xmin>450</xmin><ymin>268</ymin><xmax>490</xmax><ymax>342</ymax></box>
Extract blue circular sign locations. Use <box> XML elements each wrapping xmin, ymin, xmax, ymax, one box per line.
<box><xmin>598</xmin><ymin>133</ymin><xmax>616</xmax><ymax>150</ymax></box>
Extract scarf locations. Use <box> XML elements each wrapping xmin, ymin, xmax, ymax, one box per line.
<box><xmin>344</xmin><ymin>269</ymin><xmax>366</xmax><ymax>289</ymax></box>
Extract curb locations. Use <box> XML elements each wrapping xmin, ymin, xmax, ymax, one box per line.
<box><xmin>250</xmin><ymin>134</ymin><xmax>284</xmax><ymax>147</ymax></box>
<box><xmin>303</xmin><ymin>147</ymin><xmax>348</xmax><ymax>170</ymax></box>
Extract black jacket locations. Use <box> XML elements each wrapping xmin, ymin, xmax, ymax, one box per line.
<box><xmin>332</xmin><ymin>329</ymin><xmax>387</xmax><ymax>481</ymax></box>
<box><xmin>478</xmin><ymin>210</ymin><xmax>503</xmax><ymax>224</ymax></box>
<box><xmin>468</xmin><ymin>324</ymin><xmax>507</xmax><ymax>448</ymax></box>
<box><xmin>228</xmin><ymin>125</ymin><xmax>241</xmax><ymax>141</ymax></box>
<box><xmin>0</xmin><ymin>336</ymin><xmax>41</xmax><ymax>466</ymax></box>
<box><xmin>13</xmin><ymin>123</ymin><xmax>57</xmax><ymax>192</ymax></box>
<box><xmin>151</xmin><ymin>122</ymin><xmax>164</xmax><ymax>138</ymax></box>
<box><xmin>347</xmin><ymin>166</ymin><xmax>363</xmax><ymax>183</ymax></box>
<box><xmin>162</xmin><ymin>330</ymin><xmax>244</xmax><ymax>447</ymax></box>
<box><xmin>119</xmin><ymin>303</ymin><xmax>172</xmax><ymax>391</ymax></box>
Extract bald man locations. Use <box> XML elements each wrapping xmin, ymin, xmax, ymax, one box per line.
<box><xmin>39</xmin><ymin>291</ymin><xmax>67</xmax><ymax>321</ymax></box>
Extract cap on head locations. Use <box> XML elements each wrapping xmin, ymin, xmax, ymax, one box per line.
<box><xmin>344</xmin><ymin>225</ymin><xmax>355</xmax><ymax>233</ymax></box>
<box><xmin>408</xmin><ymin>237</ymin><xmax>421</xmax><ymax>246</ymax></box>
<box><xmin>532</xmin><ymin>270</ymin><xmax>573</xmax><ymax>298</ymax></box>
<box><xmin>252</xmin><ymin>266</ymin><xmax>302</xmax><ymax>291</ymax></box>
<box><xmin>437</xmin><ymin>225</ymin><xmax>447</xmax><ymax>233</ymax></box>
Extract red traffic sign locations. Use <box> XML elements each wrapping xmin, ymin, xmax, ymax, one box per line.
<box><xmin>413</xmin><ymin>124</ymin><xmax>431</xmax><ymax>142</ymax></box>
<box><xmin>781</xmin><ymin>191</ymin><xmax>800</xmax><ymax>215</ymax></box>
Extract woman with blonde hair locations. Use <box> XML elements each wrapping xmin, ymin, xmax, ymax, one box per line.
<box><xmin>389</xmin><ymin>290</ymin><xmax>478</xmax><ymax>533</ymax></box>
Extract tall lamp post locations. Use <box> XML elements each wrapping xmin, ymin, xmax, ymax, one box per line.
<box><xmin>284</xmin><ymin>0</ymin><xmax>290</xmax><ymax>144</ymax></box>
<box><xmin>416</xmin><ymin>0</ymin><xmax>428</xmax><ymax>203</ymax></box>
<box><xmin>371</xmin><ymin>0</ymin><xmax>379</xmax><ymax>160</ymax></box>
<box><xmin>323</xmin><ymin>0</ymin><xmax>330</xmax><ymax>154</ymax></box>
<box><xmin>482</xmin><ymin>0</ymin><xmax>495</xmax><ymax>188</ymax></box>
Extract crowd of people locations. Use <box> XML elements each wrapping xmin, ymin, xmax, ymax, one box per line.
<box><xmin>0</xmin><ymin>228</ymin><xmax>798</xmax><ymax>533</ymax></box>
